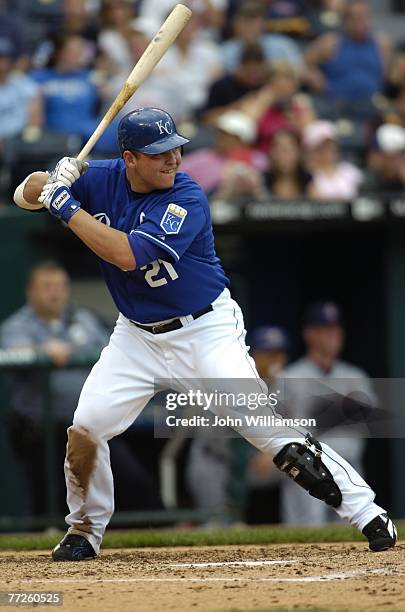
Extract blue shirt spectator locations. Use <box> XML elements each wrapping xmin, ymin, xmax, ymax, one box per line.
<box><xmin>31</xmin><ymin>65</ymin><xmax>98</xmax><ymax>138</ymax></box>
<box><xmin>0</xmin><ymin>36</ymin><xmax>40</xmax><ymax>141</ymax></box>
<box><xmin>30</xmin><ymin>33</ymin><xmax>117</xmax><ymax>151</ymax></box>
<box><xmin>305</xmin><ymin>1</ymin><xmax>391</xmax><ymax>108</ymax></box>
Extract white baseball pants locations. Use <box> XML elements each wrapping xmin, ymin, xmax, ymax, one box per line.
<box><xmin>64</xmin><ymin>289</ymin><xmax>385</xmax><ymax>553</ymax></box>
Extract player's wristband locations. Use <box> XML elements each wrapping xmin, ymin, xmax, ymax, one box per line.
<box><xmin>40</xmin><ymin>181</ymin><xmax>81</xmax><ymax>223</ymax></box>
<box><xmin>60</xmin><ymin>201</ymin><xmax>81</xmax><ymax>224</ymax></box>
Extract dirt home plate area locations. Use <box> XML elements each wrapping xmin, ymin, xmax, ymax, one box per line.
<box><xmin>1</xmin><ymin>542</ymin><xmax>405</xmax><ymax>611</ymax></box>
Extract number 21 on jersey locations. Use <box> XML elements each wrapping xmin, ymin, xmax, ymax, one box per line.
<box><xmin>141</xmin><ymin>259</ymin><xmax>179</xmax><ymax>288</ymax></box>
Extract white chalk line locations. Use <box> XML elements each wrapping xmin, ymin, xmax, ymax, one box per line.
<box><xmin>167</xmin><ymin>560</ymin><xmax>298</xmax><ymax>568</ymax></box>
<box><xmin>12</xmin><ymin>568</ymin><xmax>405</xmax><ymax>584</ymax></box>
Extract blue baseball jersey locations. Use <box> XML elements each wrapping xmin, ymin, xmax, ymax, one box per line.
<box><xmin>70</xmin><ymin>159</ymin><xmax>229</xmax><ymax>323</ymax></box>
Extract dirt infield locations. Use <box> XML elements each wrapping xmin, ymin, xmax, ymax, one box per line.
<box><xmin>1</xmin><ymin>542</ymin><xmax>404</xmax><ymax>611</ymax></box>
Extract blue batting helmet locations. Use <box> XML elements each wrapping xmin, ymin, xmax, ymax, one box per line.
<box><xmin>117</xmin><ymin>108</ymin><xmax>190</xmax><ymax>155</ymax></box>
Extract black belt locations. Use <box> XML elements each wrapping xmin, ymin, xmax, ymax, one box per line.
<box><xmin>130</xmin><ymin>304</ymin><xmax>213</xmax><ymax>334</ymax></box>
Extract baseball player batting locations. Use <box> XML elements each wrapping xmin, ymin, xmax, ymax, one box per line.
<box><xmin>15</xmin><ymin>108</ymin><xmax>396</xmax><ymax>561</ymax></box>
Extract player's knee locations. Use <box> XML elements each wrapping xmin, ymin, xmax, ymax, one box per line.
<box><xmin>73</xmin><ymin>402</ymin><xmax>121</xmax><ymax>441</ymax></box>
<box><xmin>273</xmin><ymin>435</ymin><xmax>342</xmax><ymax>508</ymax></box>
<box><xmin>71</xmin><ymin>412</ymin><xmax>100</xmax><ymax>442</ymax></box>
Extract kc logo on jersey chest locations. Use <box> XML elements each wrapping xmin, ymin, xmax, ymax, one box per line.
<box><xmin>155</xmin><ymin>119</ymin><xmax>173</xmax><ymax>135</ymax></box>
<box><xmin>160</xmin><ymin>203</ymin><xmax>187</xmax><ymax>234</ymax></box>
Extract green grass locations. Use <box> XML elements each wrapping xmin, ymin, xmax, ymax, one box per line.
<box><xmin>0</xmin><ymin>522</ymin><xmax>403</xmax><ymax>551</ymax></box>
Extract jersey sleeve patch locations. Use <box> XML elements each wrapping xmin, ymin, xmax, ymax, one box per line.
<box><xmin>160</xmin><ymin>203</ymin><xmax>188</xmax><ymax>235</ymax></box>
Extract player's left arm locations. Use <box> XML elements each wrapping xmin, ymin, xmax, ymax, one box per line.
<box><xmin>39</xmin><ymin>181</ymin><xmax>136</xmax><ymax>271</ymax></box>
<box><xmin>68</xmin><ymin>209</ymin><xmax>136</xmax><ymax>271</ymax></box>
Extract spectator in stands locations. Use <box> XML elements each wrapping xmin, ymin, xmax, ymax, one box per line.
<box><xmin>0</xmin><ymin>261</ymin><xmax>109</xmax><ymax>517</ymax></box>
<box><xmin>303</xmin><ymin>120</ymin><xmax>363</xmax><ymax>200</ymax></box>
<box><xmin>264</xmin><ymin>129</ymin><xmax>313</xmax><ymax>199</ymax></box>
<box><xmin>262</xmin><ymin>0</ymin><xmax>311</xmax><ymax>37</ymax></box>
<box><xmin>309</xmin><ymin>0</ymin><xmax>347</xmax><ymax>37</ymax></box>
<box><xmin>145</xmin><ymin>14</ymin><xmax>223</xmax><ymax>122</ymax></box>
<box><xmin>382</xmin><ymin>42</ymin><xmax>405</xmax><ymax>128</ymax></box>
<box><xmin>304</xmin><ymin>0</ymin><xmax>392</xmax><ymax>117</ymax></box>
<box><xmin>0</xmin><ymin>36</ymin><xmax>42</xmax><ymax>146</ymax></box>
<box><xmin>31</xmin><ymin>33</ymin><xmax>117</xmax><ymax>152</ymax></box>
<box><xmin>1</xmin><ymin>261</ymin><xmax>164</xmax><ymax>517</ymax></box>
<box><xmin>181</xmin><ymin>110</ymin><xmax>266</xmax><ymax>197</ymax></box>
<box><xmin>221</xmin><ymin>2</ymin><xmax>301</xmax><ymax>73</ymax></box>
<box><xmin>279</xmin><ymin>302</ymin><xmax>372</xmax><ymax>524</ymax></box>
<box><xmin>202</xmin><ymin>42</ymin><xmax>269</xmax><ymax>124</ymax></box>
<box><xmin>249</xmin><ymin>325</ymin><xmax>289</xmax><ymax>378</ymax></box>
<box><xmin>98</xmin><ymin>0</ymin><xmax>136</xmax><ymax>75</ymax></box>
<box><xmin>247</xmin><ymin>64</ymin><xmax>315</xmax><ymax>153</ymax></box>
<box><xmin>33</xmin><ymin>1</ymin><xmax>99</xmax><ymax>71</ymax></box>
<box><xmin>363</xmin><ymin>123</ymin><xmax>405</xmax><ymax>195</ymax></box>
<box><xmin>61</xmin><ymin>0</ymin><xmax>99</xmax><ymax>42</ymax></box>
<box><xmin>139</xmin><ymin>0</ymin><xmax>228</xmax><ymax>41</ymax></box>
<box><xmin>0</xmin><ymin>0</ymin><xmax>30</xmax><ymax>70</ymax></box>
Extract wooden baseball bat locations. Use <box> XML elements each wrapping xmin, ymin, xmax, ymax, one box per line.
<box><xmin>77</xmin><ymin>4</ymin><xmax>192</xmax><ymax>162</ymax></box>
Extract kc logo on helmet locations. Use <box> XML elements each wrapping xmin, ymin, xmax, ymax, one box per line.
<box><xmin>156</xmin><ymin>120</ymin><xmax>173</xmax><ymax>135</ymax></box>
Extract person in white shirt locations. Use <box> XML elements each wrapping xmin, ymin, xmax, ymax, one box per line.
<box><xmin>139</xmin><ymin>0</ymin><xmax>229</xmax><ymax>41</ymax></box>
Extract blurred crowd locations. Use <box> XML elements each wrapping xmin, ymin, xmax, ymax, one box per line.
<box><xmin>0</xmin><ymin>0</ymin><xmax>404</xmax><ymax>203</ymax></box>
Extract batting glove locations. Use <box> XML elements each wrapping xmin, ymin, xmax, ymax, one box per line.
<box><xmin>39</xmin><ymin>180</ymin><xmax>81</xmax><ymax>224</ymax></box>
<box><xmin>48</xmin><ymin>157</ymin><xmax>89</xmax><ymax>187</ymax></box>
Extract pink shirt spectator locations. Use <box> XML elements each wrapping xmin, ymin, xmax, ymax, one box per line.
<box><xmin>181</xmin><ymin>148</ymin><xmax>267</xmax><ymax>194</ymax></box>
<box><xmin>311</xmin><ymin>162</ymin><xmax>363</xmax><ymax>200</ymax></box>
<box><xmin>304</xmin><ymin>120</ymin><xmax>363</xmax><ymax>200</ymax></box>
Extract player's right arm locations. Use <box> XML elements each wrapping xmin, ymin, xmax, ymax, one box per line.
<box><xmin>15</xmin><ymin>157</ymin><xmax>89</xmax><ymax>208</ymax></box>
<box><xmin>14</xmin><ymin>171</ymin><xmax>49</xmax><ymax>210</ymax></box>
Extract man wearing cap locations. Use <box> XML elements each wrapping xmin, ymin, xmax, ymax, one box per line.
<box><xmin>14</xmin><ymin>108</ymin><xmax>397</xmax><ymax>560</ymax></box>
<box><xmin>363</xmin><ymin>123</ymin><xmax>405</xmax><ymax>195</ymax></box>
<box><xmin>181</xmin><ymin>109</ymin><xmax>266</xmax><ymax>197</ymax></box>
<box><xmin>280</xmin><ymin>302</ymin><xmax>373</xmax><ymax>524</ymax></box>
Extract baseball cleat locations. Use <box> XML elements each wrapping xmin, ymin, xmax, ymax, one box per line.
<box><xmin>362</xmin><ymin>513</ymin><xmax>397</xmax><ymax>552</ymax></box>
<box><xmin>52</xmin><ymin>534</ymin><xmax>97</xmax><ymax>561</ymax></box>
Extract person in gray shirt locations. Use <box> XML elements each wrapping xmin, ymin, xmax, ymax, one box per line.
<box><xmin>280</xmin><ymin>302</ymin><xmax>374</xmax><ymax>525</ymax></box>
<box><xmin>0</xmin><ymin>260</ymin><xmax>109</xmax><ymax>516</ymax></box>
